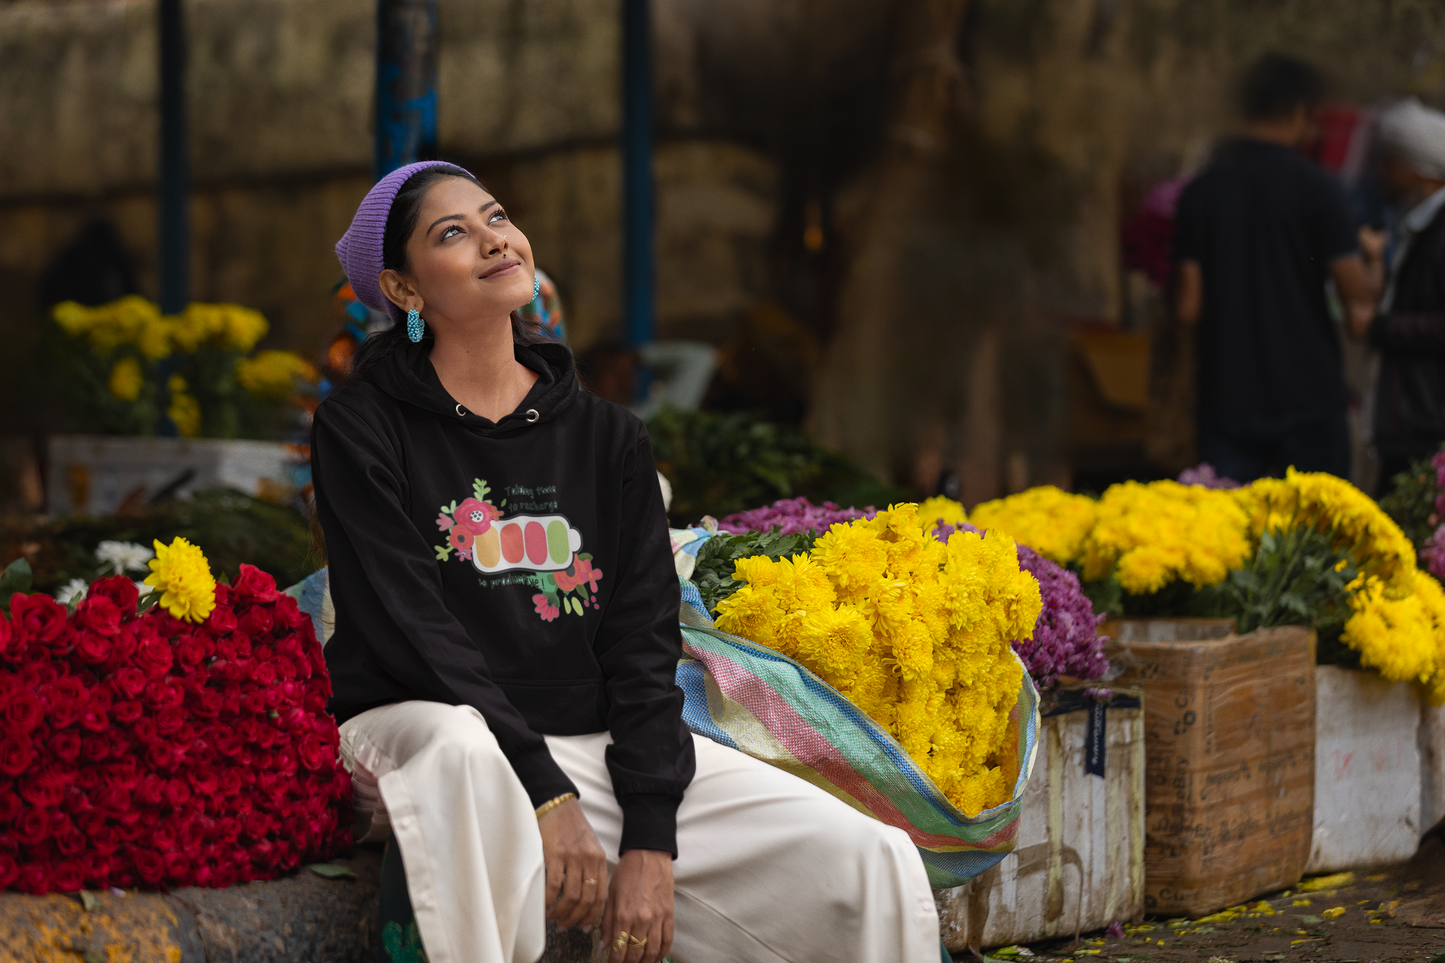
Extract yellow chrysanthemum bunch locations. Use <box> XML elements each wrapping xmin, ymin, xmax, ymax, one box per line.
<box><xmin>1081</xmin><ymin>480</ymin><xmax>1252</xmax><ymax>594</ymax></box>
<box><xmin>1342</xmin><ymin>572</ymin><xmax>1445</xmax><ymax>704</ymax></box>
<box><xmin>1237</xmin><ymin>468</ymin><xmax>1418</xmax><ymax>598</ymax></box>
<box><xmin>54</xmin><ymin>295</ymin><xmax>172</xmax><ymax>360</ymax></box>
<box><xmin>108</xmin><ymin>357</ymin><xmax>144</xmax><ymax>402</ymax></box>
<box><xmin>916</xmin><ymin>496</ymin><xmax>968</xmax><ymax>528</ymax></box>
<box><xmin>969</xmin><ymin>486</ymin><xmax>1098</xmax><ymax>566</ymax></box>
<box><xmin>144</xmin><ymin>536</ymin><xmax>217</xmax><ymax>623</ymax></box>
<box><xmin>171</xmin><ymin>302</ymin><xmax>270</xmax><ymax>354</ymax></box>
<box><xmin>715</xmin><ymin>504</ymin><xmax>1041</xmax><ymax>816</ymax></box>
<box><xmin>52</xmin><ymin>298</ymin><xmax>269</xmax><ymax>360</ymax></box>
<box><xmin>166</xmin><ymin>375</ymin><xmax>202</xmax><ymax>438</ymax></box>
<box><xmin>236</xmin><ymin>350</ymin><xmax>320</xmax><ymax>401</ymax></box>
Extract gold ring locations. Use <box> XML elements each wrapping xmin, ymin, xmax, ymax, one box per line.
<box><xmin>629</xmin><ymin>935</ymin><xmax>648</xmax><ymax>948</ymax></box>
<box><xmin>612</xmin><ymin>933</ymin><xmax>629</xmax><ymax>952</ymax></box>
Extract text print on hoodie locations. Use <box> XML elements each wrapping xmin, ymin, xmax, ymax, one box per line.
<box><xmin>310</xmin><ymin>339</ymin><xmax>695</xmax><ymax>855</ymax></box>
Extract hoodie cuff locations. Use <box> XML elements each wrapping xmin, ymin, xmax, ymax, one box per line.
<box><xmin>617</xmin><ymin>793</ymin><xmax>681</xmax><ymax>858</ymax></box>
<box><xmin>510</xmin><ymin>745</ymin><xmax>579</xmax><ymax>812</ymax></box>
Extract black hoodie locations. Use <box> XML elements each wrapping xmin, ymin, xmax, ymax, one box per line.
<box><xmin>310</xmin><ymin>339</ymin><xmax>695</xmax><ymax>855</ymax></box>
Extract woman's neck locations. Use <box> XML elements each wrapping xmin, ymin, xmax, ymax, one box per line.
<box><xmin>428</xmin><ymin>313</ymin><xmax>539</xmax><ymax>423</ymax></box>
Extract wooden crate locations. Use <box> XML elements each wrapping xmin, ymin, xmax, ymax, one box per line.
<box><xmin>1105</xmin><ymin>620</ymin><xmax>1315</xmax><ymax>917</ymax></box>
<box><xmin>935</xmin><ymin>690</ymin><xmax>1145</xmax><ymax>950</ymax></box>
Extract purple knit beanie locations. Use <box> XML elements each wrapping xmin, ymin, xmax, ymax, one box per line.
<box><xmin>335</xmin><ymin>160</ymin><xmax>477</xmax><ymax>322</ymax></box>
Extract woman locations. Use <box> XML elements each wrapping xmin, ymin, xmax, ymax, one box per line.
<box><xmin>312</xmin><ymin>160</ymin><xmax>942</xmax><ymax>963</ymax></box>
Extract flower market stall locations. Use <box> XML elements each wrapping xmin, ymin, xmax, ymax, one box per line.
<box><xmin>0</xmin><ymin>539</ymin><xmax>350</xmax><ymax>895</ymax></box>
<box><xmin>678</xmin><ymin>496</ymin><xmax>1141</xmax><ymax>947</ymax></box>
<box><xmin>46</xmin><ymin>297</ymin><xmax>319</xmax><ymax>513</ymax></box>
<box><xmin>964</xmin><ymin>469</ymin><xmax>1445</xmax><ymax>908</ymax></box>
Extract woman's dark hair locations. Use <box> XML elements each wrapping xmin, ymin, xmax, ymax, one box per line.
<box><xmin>350</xmin><ymin>164</ymin><xmax>547</xmax><ymax>376</ymax></box>
<box><xmin>1238</xmin><ymin>53</ymin><xmax>1326</xmax><ymax>122</ymax></box>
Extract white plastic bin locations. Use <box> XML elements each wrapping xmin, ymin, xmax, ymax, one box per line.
<box><xmin>47</xmin><ymin>435</ymin><xmax>299</xmax><ymax>514</ymax></box>
<box><xmin>1307</xmin><ymin>666</ymin><xmax>1422</xmax><ymax>872</ymax></box>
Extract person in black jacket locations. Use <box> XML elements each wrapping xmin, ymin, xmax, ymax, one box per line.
<box><xmin>1174</xmin><ymin>54</ymin><xmax>1384</xmax><ymax>482</ymax></box>
<box><xmin>313</xmin><ymin>162</ymin><xmax>942</xmax><ymax>963</ymax></box>
<box><xmin>1361</xmin><ymin>99</ymin><xmax>1445</xmax><ymax>491</ymax></box>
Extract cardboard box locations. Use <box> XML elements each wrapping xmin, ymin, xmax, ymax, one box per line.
<box><xmin>1104</xmin><ymin>619</ymin><xmax>1315</xmax><ymax>917</ymax></box>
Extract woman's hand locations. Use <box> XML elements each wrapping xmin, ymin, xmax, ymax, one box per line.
<box><xmin>538</xmin><ymin>799</ymin><xmax>609</xmax><ymax>929</ymax></box>
<box><xmin>603</xmin><ymin>849</ymin><xmax>674</xmax><ymax>963</ymax></box>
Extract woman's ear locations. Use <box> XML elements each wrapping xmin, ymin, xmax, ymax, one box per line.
<box><xmin>378</xmin><ymin>268</ymin><xmax>420</xmax><ymax>313</ymax></box>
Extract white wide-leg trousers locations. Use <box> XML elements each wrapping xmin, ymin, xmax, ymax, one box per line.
<box><xmin>338</xmin><ymin>700</ymin><xmax>940</xmax><ymax>963</ymax></box>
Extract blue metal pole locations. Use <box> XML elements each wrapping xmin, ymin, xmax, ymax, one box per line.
<box><xmin>158</xmin><ymin>0</ymin><xmax>189</xmax><ymax>315</ymax></box>
<box><xmin>622</xmin><ymin>0</ymin><xmax>654</xmax><ymax>347</ymax></box>
<box><xmin>375</xmin><ymin>0</ymin><xmax>439</xmax><ymax>181</ymax></box>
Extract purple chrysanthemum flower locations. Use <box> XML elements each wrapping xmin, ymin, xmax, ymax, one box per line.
<box><xmin>1178</xmin><ymin>462</ymin><xmax>1241</xmax><ymax>489</ymax></box>
<box><xmin>717</xmin><ymin>497</ymin><xmax>877</xmax><ymax>536</ymax></box>
<box><xmin>1433</xmin><ymin>450</ymin><xmax>1445</xmax><ymax>519</ymax></box>
<box><xmin>1424</xmin><ymin>523</ymin><xmax>1445</xmax><ymax>580</ymax></box>
<box><xmin>934</xmin><ymin>522</ymin><xmax>1109</xmax><ymax>687</ymax></box>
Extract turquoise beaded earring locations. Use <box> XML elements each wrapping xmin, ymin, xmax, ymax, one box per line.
<box><xmin>406</xmin><ymin>308</ymin><xmax>423</xmax><ymax>343</ymax></box>
<box><xmin>532</xmin><ymin>274</ymin><xmax>541</xmax><ymax>301</ymax></box>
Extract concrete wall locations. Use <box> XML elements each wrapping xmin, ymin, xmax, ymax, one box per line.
<box><xmin>7</xmin><ymin>0</ymin><xmax>1445</xmax><ymax>491</ymax></box>
<box><xmin>0</xmin><ymin>0</ymin><xmax>784</xmax><ymax>358</ymax></box>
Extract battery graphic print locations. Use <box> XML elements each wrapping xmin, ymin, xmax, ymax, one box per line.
<box><xmin>433</xmin><ymin>478</ymin><xmax>603</xmax><ymax>622</ymax></box>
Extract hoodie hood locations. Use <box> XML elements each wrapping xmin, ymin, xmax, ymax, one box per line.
<box><xmin>364</xmin><ymin>338</ymin><xmax>579</xmax><ymax>435</ymax></box>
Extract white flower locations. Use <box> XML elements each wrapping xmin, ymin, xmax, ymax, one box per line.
<box><xmin>95</xmin><ymin>540</ymin><xmax>155</xmax><ymax>575</ymax></box>
<box><xmin>55</xmin><ymin>578</ymin><xmax>89</xmax><ymax>606</ymax></box>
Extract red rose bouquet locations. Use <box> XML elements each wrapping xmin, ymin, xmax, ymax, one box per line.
<box><xmin>0</xmin><ymin>538</ymin><xmax>351</xmax><ymax>894</ymax></box>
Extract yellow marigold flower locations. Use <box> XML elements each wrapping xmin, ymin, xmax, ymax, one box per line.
<box><xmin>970</xmin><ymin>486</ymin><xmax>1098</xmax><ymax>565</ymax></box>
<box><xmin>166</xmin><ymin>375</ymin><xmax>202</xmax><ymax>438</ymax></box>
<box><xmin>717</xmin><ymin>505</ymin><xmax>1039</xmax><ymax>816</ymax></box>
<box><xmin>107</xmin><ymin>357</ymin><xmax>144</xmax><ymax>402</ymax></box>
<box><xmin>53</xmin><ymin>295</ymin><xmax>167</xmax><ymax>357</ymax></box>
<box><xmin>1343</xmin><ymin>572</ymin><xmax>1445</xmax><ymax>702</ymax></box>
<box><xmin>144</xmin><ymin>536</ymin><xmax>216</xmax><ymax>623</ymax></box>
<box><xmin>135</xmin><ymin>316</ymin><xmax>172</xmax><ymax>361</ymax></box>
<box><xmin>1082</xmin><ymin>480</ymin><xmax>1251</xmax><ymax>591</ymax></box>
<box><xmin>170</xmin><ymin>303</ymin><xmax>228</xmax><ymax>352</ymax></box>
<box><xmin>51</xmin><ymin>300</ymin><xmax>95</xmax><ymax>338</ymax></box>
<box><xmin>235</xmin><ymin>350</ymin><xmax>320</xmax><ymax>401</ymax></box>
<box><xmin>218</xmin><ymin>304</ymin><xmax>270</xmax><ymax>352</ymax></box>
<box><xmin>1239</xmin><ymin>469</ymin><xmax>1417</xmax><ymax>598</ymax></box>
<box><xmin>917</xmin><ymin>496</ymin><xmax>968</xmax><ymax>528</ymax></box>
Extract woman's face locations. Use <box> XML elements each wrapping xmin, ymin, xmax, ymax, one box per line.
<box><xmin>383</xmin><ymin>176</ymin><xmax>536</xmax><ymax>330</ymax></box>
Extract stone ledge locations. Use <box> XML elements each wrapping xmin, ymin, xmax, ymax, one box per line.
<box><xmin>0</xmin><ymin>849</ymin><xmax>594</xmax><ymax>963</ymax></box>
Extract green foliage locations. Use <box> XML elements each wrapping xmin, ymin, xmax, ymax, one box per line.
<box><xmin>690</xmin><ymin>529</ymin><xmax>818</xmax><ymax>616</ymax></box>
<box><xmin>645</xmin><ymin>407</ymin><xmax>909</xmax><ymax>526</ymax></box>
<box><xmin>1379</xmin><ymin>443</ymin><xmax>1444</xmax><ymax>550</ymax></box>
<box><xmin>307</xmin><ymin>863</ymin><xmax>358</xmax><ymax>880</ymax></box>
<box><xmin>0</xmin><ymin>558</ymin><xmax>33</xmax><ymax>614</ymax></box>
<box><xmin>0</xmin><ymin>488</ymin><xmax>314</xmax><ymax>595</ymax></box>
<box><xmin>1217</xmin><ymin>526</ymin><xmax>1357</xmax><ymax>635</ymax></box>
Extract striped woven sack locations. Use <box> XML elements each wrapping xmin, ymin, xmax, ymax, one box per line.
<box><xmin>675</xmin><ymin>575</ymin><xmax>1039</xmax><ymax>889</ymax></box>
<box><xmin>287</xmin><ymin>567</ymin><xmax>1038</xmax><ymax>887</ymax></box>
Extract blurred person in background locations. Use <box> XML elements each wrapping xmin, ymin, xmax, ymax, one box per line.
<box><xmin>1174</xmin><ymin>53</ymin><xmax>1385</xmax><ymax>482</ymax></box>
<box><xmin>1361</xmin><ymin>98</ymin><xmax>1445</xmax><ymax>492</ymax></box>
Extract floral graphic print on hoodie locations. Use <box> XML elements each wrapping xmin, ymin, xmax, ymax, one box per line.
<box><xmin>311</xmin><ymin>340</ymin><xmax>694</xmax><ymax>855</ymax></box>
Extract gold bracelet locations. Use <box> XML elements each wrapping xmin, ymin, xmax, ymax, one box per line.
<box><xmin>534</xmin><ymin>793</ymin><xmax>577</xmax><ymax>820</ymax></box>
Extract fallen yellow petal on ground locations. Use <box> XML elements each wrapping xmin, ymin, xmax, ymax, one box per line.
<box><xmin>1299</xmin><ymin>872</ymin><xmax>1355</xmax><ymax>892</ymax></box>
<box><xmin>1322</xmin><ymin>906</ymin><xmax>1347</xmax><ymax>919</ymax></box>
